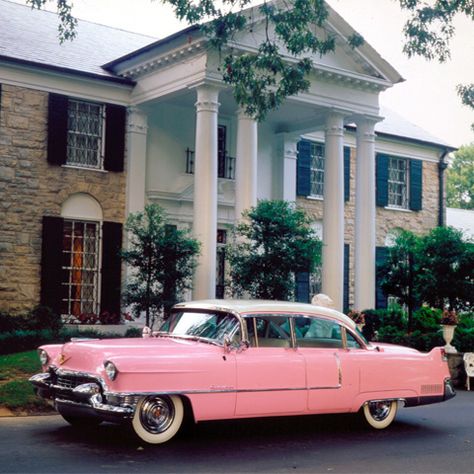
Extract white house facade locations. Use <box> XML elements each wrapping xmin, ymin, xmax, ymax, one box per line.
<box><xmin>0</xmin><ymin>0</ymin><xmax>455</xmax><ymax>319</ymax></box>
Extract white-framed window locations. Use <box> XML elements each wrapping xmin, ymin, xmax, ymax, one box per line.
<box><xmin>61</xmin><ymin>219</ymin><xmax>101</xmax><ymax>317</ymax></box>
<box><xmin>67</xmin><ymin>99</ymin><xmax>105</xmax><ymax>169</ymax></box>
<box><xmin>388</xmin><ymin>157</ymin><xmax>409</xmax><ymax>209</ymax></box>
<box><xmin>310</xmin><ymin>142</ymin><xmax>325</xmax><ymax>198</ymax></box>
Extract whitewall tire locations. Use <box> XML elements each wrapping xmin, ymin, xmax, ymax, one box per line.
<box><xmin>132</xmin><ymin>395</ymin><xmax>184</xmax><ymax>444</ymax></box>
<box><xmin>362</xmin><ymin>400</ymin><xmax>398</xmax><ymax>429</ymax></box>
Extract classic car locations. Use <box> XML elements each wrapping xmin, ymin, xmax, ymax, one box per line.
<box><xmin>30</xmin><ymin>300</ymin><xmax>455</xmax><ymax>444</ymax></box>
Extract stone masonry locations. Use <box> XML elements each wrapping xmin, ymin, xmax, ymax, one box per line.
<box><xmin>0</xmin><ymin>84</ymin><xmax>126</xmax><ymax>315</ymax></box>
<box><xmin>297</xmin><ymin>146</ymin><xmax>441</xmax><ymax>309</ymax></box>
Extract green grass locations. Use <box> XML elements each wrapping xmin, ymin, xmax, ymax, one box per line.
<box><xmin>0</xmin><ymin>350</ymin><xmax>52</xmax><ymax>412</ymax></box>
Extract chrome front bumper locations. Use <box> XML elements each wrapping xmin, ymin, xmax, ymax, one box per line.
<box><xmin>29</xmin><ymin>370</ymin><xmax>135</xmax><ymax>423</ymax></box>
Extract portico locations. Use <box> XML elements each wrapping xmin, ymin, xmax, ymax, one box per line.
<box><xmin>106</xmin><ymin>4</ymin><xmax>402</xmax><ymax>310</ymax></box>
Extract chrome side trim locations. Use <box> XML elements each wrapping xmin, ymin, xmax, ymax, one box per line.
<box><xmin>105</xmin><ymin>385</ymin><xmax>342</xmax><ymax>398</ymax></box>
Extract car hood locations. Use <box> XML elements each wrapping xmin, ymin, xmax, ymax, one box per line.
<box><xmin>46</xmin><ymin>336</ymin><xmax>222</xmax><ymax>374</ymax></box>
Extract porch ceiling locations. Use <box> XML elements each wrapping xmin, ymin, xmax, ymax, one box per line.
<box><xmin>142</xmin><ymin>86</ymin><xmax>343</xmax><ymax>136</ymax></box>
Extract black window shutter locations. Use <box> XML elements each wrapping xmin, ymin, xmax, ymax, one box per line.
<box><xmin>409</xmin><ymin>159</ymin><xmax>423</xmax><ymax>211</ymax></box>
<box><xmin>40</xmin><ymin>216</ymin><xmax>64</xmax><ymax>314</ymax></box>
<box><xmin>100</xmin><ymin>221</ymin><xmax>123</xmax><ymax>317</ymax></box>
<box><xmin>104</xmin><ymin>104</ymin><xmax>126</xmax><ymax>172</ymax></box>
<box><xmin>295</xmin><ymin>272</ymin><xmax>310</xmax><ymax>303</ymax></box>
<box><xmin>344</xmin><ymin>146</ymin><xmax>351</xmax><ymax>202</ymax></box>
<box><xmin>163</xmin><ymin>224</ymin><xmax>177</xmax><ymax>315</ymax></box>
<box><xmin>376</xmin><ymin>153</ymin><xmax>389</xmax><ymax>207</ymax></box>
<box><xmin>296</xmin><ymin>140</ymin><xmax>311</xmax><ymax>196</ymax></box>
<box><xmin>375</xmin><ymin>246</ymin><xmax>388</xmax><ymax>309</ymax></box>
<box><xmin>47</xmin><ymin>93</ymin><xmax>68</xmax><ymax>166</ymax></box>
<box><xmin>343</xmin><ymin>243</ymin><xmax>350</xmax><ymax>312</ymax></box>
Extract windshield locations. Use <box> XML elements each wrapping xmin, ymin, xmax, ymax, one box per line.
<box><xmin>159</xmin><ymin>311</ymin><xmax>240</xmax><ymax>345</ymax></box>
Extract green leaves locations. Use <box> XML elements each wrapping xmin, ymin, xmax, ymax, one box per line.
<box><xmin>27</xmin><ymin>0</ymin><xmax>77</xmax><ymax>43</ymax></box>
<box><xmin>378</xmin><ymin>227</ymin><xmax>474</xmax><ymax>315</ymax></box>
<box><xmin>399</xmin><ymin>0</ymin><xmax>473</xmax><ymax>62</ymax></box>
<box><xmin>121</xmin><ymin>204</ymin><xmax>200</xmax><ymax>327</ymax></box>
<box><xmin>227</xmin><ymin>200</ymin><xmax>322</xmax><ymax>300</ymax></box>
<box><xmin>446</xmin><ymin>144</ymin><xmax>474</xmax><ymax>209</ymax></box>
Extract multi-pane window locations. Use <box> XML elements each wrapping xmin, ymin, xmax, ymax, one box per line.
<box><xmin>67</xmin><ymin>99</ymin><xmax>104</xmax><ymax>169</ymax></box>
<box><xmin>310</xmin><ymin>142</ymin><xmax>325</xmax><ymax>198</ymax></box>
<box><xmin>388</xmin><ymin>157</ymin><xmax>409</xmax><ymax>209</ymax></box>
<box><xmin>61</xmin><ymin>220</ymin><xmax>101</xmax><ymax>317</ymax></box>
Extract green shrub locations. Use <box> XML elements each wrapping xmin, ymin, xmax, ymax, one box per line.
<box><xmin>361</xmin><ymin>307</ymin><xmax>406</xmax><ymax>341</ymax></box>
<box><xmin>124</xmin><ymin>327</ymin><xmax>142</xmax><ymax>338</ymax></box>
<box><xmin>0</xmin><ymin>306</ymin><xmax>62</xmax><ymax>334</ymax></box>
<box><xmin>0</xmin><ymin>330</ymin><xmax>55</xmax><ymax>355</ymax></box>
<box><xmin>411</xmin><ymin>307</ymin><xmax>442</xmax><ymax>332</ymax></box>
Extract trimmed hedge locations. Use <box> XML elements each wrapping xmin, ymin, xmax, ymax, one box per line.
<box><xmin>360</xmin><ymin>307</ymin><xmax>474</xmax><ymax>353</ymax></box>
<box><xmin>0</xmin><ymin>327</ymin><xmax>142</xmax><ymax>355</ymax></box>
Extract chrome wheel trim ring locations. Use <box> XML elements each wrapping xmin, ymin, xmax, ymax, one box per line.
<box><xmin>139</xmin><ymin>396</ymin><xmax>175</xmax><ymax>434</ymax></box>
<box><xmin>367</xmin><ymin>401</ymin><xmax>392</xmax><ymax>421</ymax></box>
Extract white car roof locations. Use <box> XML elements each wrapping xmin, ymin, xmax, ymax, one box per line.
<box><xmin>173</xmin><ymin>299</ymin><xmax>356</xmax><ymax>330</ymax></box>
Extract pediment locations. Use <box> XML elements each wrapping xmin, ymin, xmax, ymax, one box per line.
<box><xmin>227</xmin><ymin>1</ymin><xmax>402</xmax><ymax>85</ymax></box>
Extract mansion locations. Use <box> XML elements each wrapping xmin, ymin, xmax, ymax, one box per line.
<box><xmin>0</xmin><ymin>0</ymin><xmax>455</xmax><ymax>319</ymax></box>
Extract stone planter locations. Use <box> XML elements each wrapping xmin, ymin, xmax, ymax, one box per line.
<box><xmin>441</xmin><ymin>324</ymin><xmax>457</xmax><ymax>353</ymax></box>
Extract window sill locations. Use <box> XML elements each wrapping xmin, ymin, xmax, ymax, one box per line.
<box><xmin>62</xmin><ymin>164</ymin><xmax>108</xmax><ymax>173</ymax></box>
<box><xmin>384</xmin><ymin>206</ymin><xmax>413</xmax><ymax>213</ymax></box>
<box><xmin>306</xmin><ymin>195</ymin><xmax>324</xmax><ymax>201</ymax></box>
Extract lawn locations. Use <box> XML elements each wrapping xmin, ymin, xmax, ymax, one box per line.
<box><xmin>0</xmin><ymin>351</ymin><xmax>53</xmax><ymax>413</ymax></box>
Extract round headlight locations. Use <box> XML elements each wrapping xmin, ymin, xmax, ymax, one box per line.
<box><xmin>38</xmin><ymin>349</ymin><xmax>49</xmax><ymax>366</ymax></box>
<box><xmin>104</xmin><ymin>361</ymin><xmax>118</xmax><ymax>381</ymax></box>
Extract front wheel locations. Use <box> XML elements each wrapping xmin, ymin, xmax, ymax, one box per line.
<box><xmin>132</xmin><ymin>395</ymin><xmax>184</xmax><ymax>444</ymax></box>
<box><xmin>362</xmin><ymin>400</ymin><xmax>398</xmax><ymax>429</ymax></box>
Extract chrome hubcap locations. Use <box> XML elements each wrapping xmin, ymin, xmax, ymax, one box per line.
<box><xmin>139</xmin><ymin>396</ymin><xmax>175</xmax><ymax>434</ymax></box>
<box><xmin>368</xmin><ymin>401</ymin><xmax>391</xmax><ymax>421</ymax></box>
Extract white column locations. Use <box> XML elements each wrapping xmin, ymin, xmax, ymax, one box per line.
<box><xmin>277</xmin><ymin>133</ymin><xmax>298</xmax><ymax>202</ymax></box>
<box><xmin>322</xmin><ymin>112</ymin><xmax>345</xmax><ymax>311</ymax></box>
<box><xmin>235</xmin><ymin>109</ymin><xmax>258</xmax><ymax>220</ymax></box>
<box><xmin>125</xmin><ymin>107</ymin><xmax>148</xmax><ymax>215</ymax></box>
<box><xmin>193</xmin><ymin>85</ymin><xmax>220</xmax><ymax>300</ymax></box>
<box><xmin>354</xmin><ymin>117</ymin><xmax>377</xmax><ymax>310</ymax></box>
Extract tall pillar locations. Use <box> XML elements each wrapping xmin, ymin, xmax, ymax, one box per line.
<box><xmin>322</xmin><ymin>112</ymin><xmax>345</xmax><ymax>311</ymax></box>
<box><xmin>354</xmin><ymin>117</ymin><xmax>377</xmax><ymax>310</ymax></box>
<box><xmin>125</xmin><ymin>107</ymin><xmax>148</xmax><ymax>215</ymax></box>
<box><xmin>235</xmin><ymin>109</ymin><xmax>258</xmax><ymax>220</ymax></box>
<box><xmin>193</xmin><ymin>85</ymin><xmax>220</xmax><ymax>300</ymax></box>
<box><xmin>277</xmin><ymin>133</ymin><xmax>298</xmax><ymax>202</ymax></box>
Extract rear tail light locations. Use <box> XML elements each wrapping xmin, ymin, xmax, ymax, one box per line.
<box><xmin>440</xmin><ymin>348</ymin><xmax>448</xmax><ymax>362</ymax></box>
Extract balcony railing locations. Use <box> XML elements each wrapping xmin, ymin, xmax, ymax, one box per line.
<box><xmin>186</xmin><ymin>148</ymin><xmax>235</xmax><ymax>180</ymax></box>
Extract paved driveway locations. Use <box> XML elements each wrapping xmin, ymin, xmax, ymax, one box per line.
<box><xmin>0</xmin><ymin>390</ymin><xmax>473</xmax><ymax>473</ymax></box>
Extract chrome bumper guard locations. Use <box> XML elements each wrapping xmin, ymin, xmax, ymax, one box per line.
<box><xmin>29</xmin><ymin>372</ymin><xmax>134</xmax><ymax>422</ymax></box>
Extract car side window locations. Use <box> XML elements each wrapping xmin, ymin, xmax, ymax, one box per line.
<box><xmin>346</xmin><ymin>330</ymin><xmax>362</xmax><ymax>349</ymax></box>
<box><xmin>245</xmin><ymin>315</ymin><xmax>291</xmax><ymax>348</ymax></box>
<box><xmin>295</xmin><ymin>316</ymin><xmax>343</xmax><ymax>349</ymax></box>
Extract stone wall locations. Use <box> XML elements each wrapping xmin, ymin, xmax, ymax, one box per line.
<box><xmin>0</xmin><ymin>84</ymin><xmax>126</xmax><ymax>315</ymax></box>
<box><xmin>297</xmin><ymin>147</ymin><xmax>441</xmax><ymax>309</ymax></box>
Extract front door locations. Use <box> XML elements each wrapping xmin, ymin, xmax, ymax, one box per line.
<box><xmin>235</xmin><ymin>315</ymin><xmax>306</xmax><ymax>417</ymax></box>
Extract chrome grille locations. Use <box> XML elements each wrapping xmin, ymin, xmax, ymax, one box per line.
<box><xmin>56</xmin><ymin>374</ymin><xmax>98</xmax><ymax>390</ymax></box>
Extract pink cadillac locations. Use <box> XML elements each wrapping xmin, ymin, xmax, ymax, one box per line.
<box><xmin>30</xmin><ymin>300</ymin><xmax>455</xmax><ymax>444</ymax></box>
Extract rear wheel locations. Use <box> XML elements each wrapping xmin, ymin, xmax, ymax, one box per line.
<box><xmin>362</xmin><ymin>400</ymin><xmax>398</xmax><ymax>429</ymax></box>
<box><xmin>132</xmin><ymin>395</ymin><xmax>184</xmax><ymax>444</ymax></box>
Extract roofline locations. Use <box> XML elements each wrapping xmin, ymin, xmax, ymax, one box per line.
<box><xmin>103</xmin><ymin>24</ymin><xmax>200</xmax><ymax>70</ymax></box>
<box><xmin>0</xmin><ymin>54</ymin><xmax>136</xmax><ymax>86</ymax></box>
<box><xmin>344</xmin><ymin>124</ymin><xmax>457</xmax><ymax>152</ymax></box>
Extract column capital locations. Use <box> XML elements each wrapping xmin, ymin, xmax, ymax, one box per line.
<box><xmin>127</xmin><ymin>107</ymin><xmax>148</xmax><ymax>134</ymax></box>
<box><xmin>195</xmin><ymin>84</ymin><xmax>220</xmax><ymax>113</ymax></box>
<box><xmin>325</xmin><ymin>112</ymin><xmax>344</xmax><ymax>137</ymax></box>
